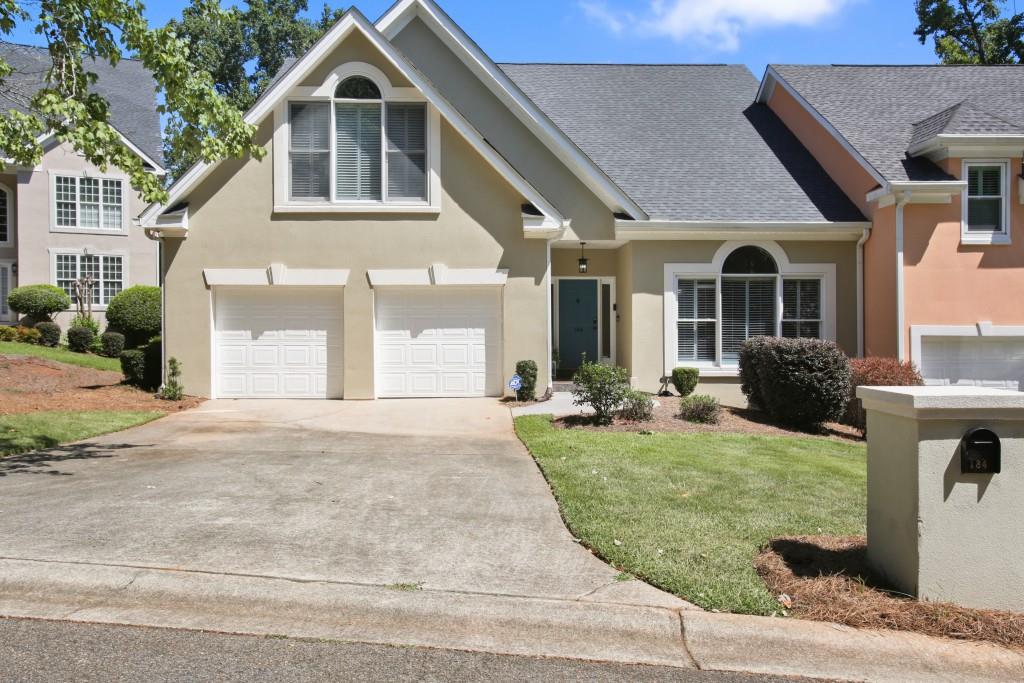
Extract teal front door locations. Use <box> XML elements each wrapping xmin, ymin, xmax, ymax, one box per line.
<box><xmin>558</xmin><ymin>279</ymin><xmax>599</xmax><ymax>370</ymax></box>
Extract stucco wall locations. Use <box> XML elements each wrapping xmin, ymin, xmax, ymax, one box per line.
<box><xmin>12</xmin><ymin>141</ymin><xmax>157</xmax><ymax>329</ymax></box>
<box><xmin>864</xmin><ymin>204</ymin><xmax>897</xmax><ymax>358</ymax></box>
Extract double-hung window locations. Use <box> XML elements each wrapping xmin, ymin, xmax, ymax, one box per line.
<box><xmin>963</xmin><ymin>161</ymin><xmax>1010</xmax><ymax>243</ymax></box>
<box><xmin>289</xmin><ymin>76</ymin><xmax>428</xmax><ymax>204</ymax></box>
<box><xmin>673</xmin><ymin>246</ymin><xmax>826</xmax><ymax>368</ymax></box>
<box><xmin>55</xmin><ymin>253</ymin><xmax>124</xmax><ymax>306</ymax></box>
<box><xmin>0</xmin><ymin>184</ymin><xmax>9</xmax><ymax>244</ymax></box>
<box><xmin>54</xmin><ymin>175</ymin><xmax>125</xmax><ymax>231</ymax></box>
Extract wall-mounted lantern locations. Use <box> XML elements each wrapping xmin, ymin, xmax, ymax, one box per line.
<box><xmin>578</xmin><ymin>241</ymin><xmax>589</xmax><ymax>274</ymax></box>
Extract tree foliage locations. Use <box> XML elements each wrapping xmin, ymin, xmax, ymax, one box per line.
<box><xmin>163</xmin><ymin>0</ymin><xmax>343</xmax><ymax>177</ymax></box>
<box><xmin>0</xmin><ymin>0</ymin><xmax>266</xmax><ymax>203</ymax></box>
<box><xmin>915</xmin><ymin>0</ymin><xmax>1024</xmax><ymax>64</ymax></box>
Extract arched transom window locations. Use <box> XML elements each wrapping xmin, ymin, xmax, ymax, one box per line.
<box><xmin>674</xmin><ymin>244</ymin><xmax>825</xmax><ymax>366</ymax></box>
<box><xmin>288</xmin><ymin>72</ymin><xmax>427</xmax><ymax>203</ymax></box>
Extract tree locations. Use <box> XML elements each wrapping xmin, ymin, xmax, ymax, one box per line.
<box><xmin>0</xmin><ymin>1</ymin><xmax>265</xmax><ymax>203</ymax></box>
<box><xmin>915</xmin><ymin>0</ymin><xmax>1024</xmax><ymax>64</ymax></box>
<box><xmin>163</xmin><ymin>1</ymin><xmax>344</xmax><ymax>178</ymax></box>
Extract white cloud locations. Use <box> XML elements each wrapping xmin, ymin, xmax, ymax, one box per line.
<box><xmin>581</xmin><ymin>0</ymin><xmax>849</xmax><ymax>52</ymax></box>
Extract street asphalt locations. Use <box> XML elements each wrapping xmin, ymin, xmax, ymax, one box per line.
<box><xmin>0</xmin><ymin>618</ymin><xmax>812</xmax><ymax>683</ymax></box>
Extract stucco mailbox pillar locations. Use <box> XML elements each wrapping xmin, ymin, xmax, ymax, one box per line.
<box><xmin>857</xmin><ymin>386</ymin><xmax>1024</xmax><ymax>612</ymax></box>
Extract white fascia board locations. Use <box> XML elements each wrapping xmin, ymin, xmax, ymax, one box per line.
<box><xmin>376</xmin><ymin>0</ymin><xmax>647</xmax><ymax>220</ymax></box>
<box><xmin>141</xmin><ymin>8</ymin><xmax>565</xmax><ymax>230</ymax></box>
<box><xmin>757</xmin><ymin>67</ymin><xmax>887</xmax><ymax>188</ymax></box>
<box><xmin>614</xmin><ymin>219</ymin><xmax>870</xmax><ymax>242</ymax></box>
<box><xmin>866</xmin><ymin>180</ymin><xmax>968</xmax><ymax>206</ymax></box>
<box><xmin>908</xmin><ymin>134</ymin><xmax>1024</xmax><ymax>158</ymax></box>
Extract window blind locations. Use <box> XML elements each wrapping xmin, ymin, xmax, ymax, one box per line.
<box><xmin>721</xmin><ymin>278</ymin><xmax>775</xmax><ymax>361</ymax></box>
<box><xmin>385</xmin><ymin>103</ymin><xmax>427</xmax><ymax>201</ymax></box>
<box><xmin>289</xmin><ymin>102</ymin><xmax>330</xmax><ymax>199</ymax></box>
<box><xmin>0</xmin><ymin>265</ymin><xmax>8</xmax><ymax>316</ymax></box>
<box><xmin>677</xmin><ymin>279</ymin><xmax>716</xmax><ymax>362</ymax></box>
<box><xmin>966</xmin><ymin>164</ymin><xmax>1003</xmax><ymax>232</ymax></box>
<box><xmin>782</xmin><ymin>279</ymin><xmax>821</xmax><ymax>339</ymax></box>
<box><xmin>335</xmin><ymin>102</ymin><xmax>382</xmax><ymax>201</ymax></box>
<box><xmin>0</xmin><ymin>188</ymin><xmax>7</xmax><ymax>242</ymax></box>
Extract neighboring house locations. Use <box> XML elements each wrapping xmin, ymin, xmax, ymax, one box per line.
<box><xmin>0</xmin><ymin>42</ymin><xmax>163</xmax><ymax>330</ymax></box>
<box><xmin>139</xmin><ymin>0</ymin><xmax>1023</xmax><ymax>401</ymax></box>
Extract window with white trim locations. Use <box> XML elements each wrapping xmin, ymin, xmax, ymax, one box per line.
<box><xmin>963</xmin><ymin>161</ymin><xmax>1010</xmax><ymax>242</ymax></box>
<box><xmin>674</xmin><ymin>246</ymin><xmax>824</xmax><ymax>367</ymax></box>
<box><xmin>289</xmin><ymin>76</ymin><xmax>428</xmax><ymax>204</ymax></box>
<box><xmin>55</xmin><ymin>253</ymin><xmax>124</xmax><ymax>306</ymax></box>
<box><xmin>0</xmin><ymin>185</ymin><xmax>9</xmax><ymax>243</ymax></box>
<box><xmin>54</xmin><ymin>175</ymin><xmax>125</xmax><ymax>230</ymax></box>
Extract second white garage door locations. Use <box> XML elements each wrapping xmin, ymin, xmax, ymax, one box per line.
<box><xmin>375</xmin><ymin>288</ymin><xmax>502</xmax><ymax>398</ymax></box>
<box><xmin>920</xmin><ymin>336</ymin><xmax>1024</xmax><ymax>390</ymax></box>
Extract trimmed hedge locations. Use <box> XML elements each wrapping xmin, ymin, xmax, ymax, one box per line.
<box><xmin>738</xmin><ymin>336</ymin><xmax>773</xmax><ymax>409</ymax></box>
<box><xmin>67</xmin><ymin>326</ymin><xmax>95</xmax><ymax>353</ymax></box>
<box><xmin>7</xmin><ymin>284</ymin><xmax>70</xmax><ymax>322</ymax></box>
<box><xmin>670</xmin><ymin>367</ymin><xmax>699</xmax><ymax>397</ymax></box>
<box><xmin>100</xmin><ymin>331</ymin><xmax>126</xmax><ymax>359</ymax></box>
<box><xmin>739</xmin><ymin>337</ymin><xmax>851</xmax><ymax>430</ymax></box>
<box><xmin>843</xmin><ymin>357</ymin><xmax>923</xmax><ymax>433</ymax></box>
<box><xmin>679</xmin><ymin>394</ymin><xmax>721</xmax><ymax>425</ymax></box>
<box><xmin>106</xmin><ymin>285</ymin><xmax>161</xmax><ymax>347</ymax></box>
<box><xmin>120</xmin><ymin>350</ymin><xmax>146</xmax><ymax>387</ymax></box>
<box><xmin>15</xmin><ymin>326</ymin><xmax>40</xmax><ymax>344</ymax></box>
<box><xmin>514</xmin><ymin>360</ymin><xmax>539</xmax><ymax>401</ymax></box>
<box><xmin>35</xmin><ymin>321</ymin><xmax>61</xmax><ymax>348</ymax></box>
<box><xmin>119</xmin><ymin>337</ymin><xmax>162</xmax><ymax>390</ymax></box>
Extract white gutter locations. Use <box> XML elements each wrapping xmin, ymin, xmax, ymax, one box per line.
<box><xmin>866</xmin><ymin>180</ymin><xmax>966</xmax><ymax>205</ymax></box>
<box><xmin>895</xmin><ymin>191</ymin><xmax>911</xmax><ymax>361</ymax></box>
<box><xmin>855</xmin><ymin>226</ymin><xmax>870</xmax><ymax>358</ymax></box>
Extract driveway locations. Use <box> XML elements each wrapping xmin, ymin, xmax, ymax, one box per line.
<box><xmin>0</xmin><ymin>398</ymin><xmax>679</xmax><ymax>606</ymax></box>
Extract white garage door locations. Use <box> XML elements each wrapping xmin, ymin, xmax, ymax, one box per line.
<box><xmin>920</xmin><ymin>336</ymin><xmax>1024</xmax><ymax>390</ymax></box>
<box><xmin>375</xmin><ymin>288</ymin><xmax>502</xmax><ymax>398</ymax></box>
<box><xmin>215</xmin><ymin>287</ymin><xmax>343</xmax><ymax>399</ymax></box>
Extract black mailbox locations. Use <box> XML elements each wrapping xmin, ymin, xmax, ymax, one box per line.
<box><xmin>961</xmin><ymin>428</ymin><xmax>1001</xmax><ymax>474</ymax></box>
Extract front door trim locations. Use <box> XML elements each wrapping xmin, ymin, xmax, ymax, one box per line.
<box><xmin>0</xmin><ymin>260</ymin><xmax>15</xmax><ymax>323</ymax></box>
<box><xmin>553</xmin><ymin>276</ymin><xmax>616</xmax><ymax>366</ymax></box>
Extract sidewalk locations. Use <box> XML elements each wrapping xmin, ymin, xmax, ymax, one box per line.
<box><xmin>1</xmin><ymin>558</ymin><xmax>1021</xmax><ymax>683</ymax></box>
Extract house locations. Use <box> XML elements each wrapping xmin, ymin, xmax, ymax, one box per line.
<box><xmin>0</xmin><ymin>42</ymin><xmax>163</xmax><ymax>330</ymax></box>
<box><xmin>139</xmin><ymin>0</ymin><xmax>1024</xmax><ymax>401</ymax></box>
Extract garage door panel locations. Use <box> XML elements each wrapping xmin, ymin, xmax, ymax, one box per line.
<box><xmin>921</xmin><ymin>337</ymin><xmax>1024</xmax><ymax>390</ymax></box>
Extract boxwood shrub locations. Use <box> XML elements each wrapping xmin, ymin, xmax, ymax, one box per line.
<box><xmin>106</xmin><ymin>285</ymin><xmax>161</xmax><ymax>347</ymax></box>
<box><xmin>119</xmin><ymin>337</ymin><xmax>162</xmax><ymax>390</ymax></box>
<box><xmin>7</xmin><ymin>284</ymin><xmax>70</xmax><ymax>323</ymax></box>
<box><xmin>101</xmin><ymin>331</ymin><xmax>126</xmax><ymax>359</ymax></box>
<box><xmin>514</xmin><ymin>360</ymin><xmax>539</xmax><ymax>401</ymax></box>
<box><xmin>679</xmin><ymin>394</ymin><xmax>721</xmax><ymax>425</ymax></box>
<box><xmin>738</xmin><ymin>336</ymin><xmax>773</xmax><ymax>409</ymax></box>
<box><xmin>120</xmin><ymin>349</ymin><xmax>146</xmax><ymax>387</ymax></box>
<box><xmin>67</xmin><ymin>325</ymin><xmax>95</xmax><ymax>353</ymax></box>
<box><xmin>670</xmin><ymin>367</ymin><xmax>699</xmax><ymax>397</ymax></box>
<box><xmin>34</xmin><ymin>321</ymin><xmax>61</xmax><ymax>348</ymax></box>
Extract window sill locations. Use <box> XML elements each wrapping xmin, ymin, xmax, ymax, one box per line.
<box><xmin>961</xmin><ymin>232</ymin><xmax>1011</xmax><ymax>246</ymax></box>
<box><xmin>50</xmin><ymin>226</ymin><xmax>128</xmax><ymax>236</ymax></box>
<box><xmin>274</xmin><ymin>203</ymin><xmax>440</xmax><ymax>215</ymax></box>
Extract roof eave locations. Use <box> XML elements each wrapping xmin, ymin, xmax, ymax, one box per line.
<box><xmin>614</xmin><ymin>219</ymin><xmax>871</xmax><ymax>242</ymax></box>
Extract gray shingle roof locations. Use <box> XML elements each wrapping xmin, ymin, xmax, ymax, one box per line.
<box><xmin>0</xmin><ymin>41</ymin><xmax>163</xmax><ymax>167</ymax></box>
<box><xmin>772</xmin><ymin>65</ymin><xmax>1024</xmax><ymax>183</ymax></box>
<box><xmin>499</xmin><ymin>63</ymin><xmax>865</xmax><ymax>223</ymax></box>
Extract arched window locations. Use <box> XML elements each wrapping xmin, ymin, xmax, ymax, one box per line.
<box><xmin>722</xmin><ymin>246</ymin><xmax>777</xmax><ymax>274</ymax></box>
<box><xmin>721</xmin><ymin>247</ymin><xmax>778</xmax><ymax>361</ymax></box>
<box><xmin>335</xmin><ymin>76</ymin><xmax>381</xmax><ymax>100</ymax></box>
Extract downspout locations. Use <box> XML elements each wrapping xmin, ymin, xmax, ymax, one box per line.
<box><xmin>855</xmin><ymin>226</ymin><xmax>870</xmax><ymax>358</ymax></box>
<box><xmin>895</xmin><ymin>191</ymin><xmax>911</xmax><ymax>361</ymax></box>
<box><xmin>545</xmin><ymin>236</ymin><xmax>555</xmax><ymax>394</ymax></box>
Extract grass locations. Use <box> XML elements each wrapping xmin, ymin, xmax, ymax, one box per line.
<box><xmin>0</xmin><ymin>411</ymin><xmax>163</xmax><ymax>457</ymax></box>
<box><xmin>514</xmin><ymin>415</ymin><xmax>866</xmax><ymax>616</ymax></box>
<box><xmin>0</xmin><ymin>341</ymin><xmax>121</xmax><ymax>372</ymax></box>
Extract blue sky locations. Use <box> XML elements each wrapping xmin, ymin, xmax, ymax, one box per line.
<box><xmin>5</xmin><ymin>0</ymin><xmax>949</xmax><ymax>77</ymax></box>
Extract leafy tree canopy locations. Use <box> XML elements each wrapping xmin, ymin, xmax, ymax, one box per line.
<box><xmin>0</xmin><ymin>0</ymin><xmax>267</xmax><ymax>204</ymax></box>
<box><xmin>915</xmin><ymin>0</ymin><xmax>1024</xmax><ymax>64</ymax></box>
<box><xmin>163</xmin><ymin>1</ymin><xmax>343</xmax><ymax>178</ymax></box>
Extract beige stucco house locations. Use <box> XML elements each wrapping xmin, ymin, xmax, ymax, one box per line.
<box><xmin>140</xmin><ymin>0</ymin><xmax>1024</xmax><ymax>401</ymax></box>
<box><xmin>0</xmin><ymin>42</ymin><xmax>163</xmax><ymax>330</ymax></box>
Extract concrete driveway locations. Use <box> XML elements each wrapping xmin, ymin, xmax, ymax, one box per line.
<box><xmin>0</xmin><ymin>398</ymin><xmax>679</xmax><ymax>606</ymax></box>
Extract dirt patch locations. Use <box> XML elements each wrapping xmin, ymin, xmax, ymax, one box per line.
<box><xmin>0</xmin><ymin>354</ymin><xmax>204</xmax><ymax>415</ymax></box>
<box><xmin>757</xmin><ymin>535</ymin><xmax>1024</xmax><ymax>651</ymax></box>
<box><xmin>554</xmin><ymin>396</ymin><xmax>861</xmax><ymax>442</ymax></box>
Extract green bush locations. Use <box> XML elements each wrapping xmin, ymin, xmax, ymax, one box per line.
<box><xmin>100</xmin><ymin>331</ymin><xmax>125</xmax><ymax>359</ymax></box>
<box><xmin>71</xmin><ymin>314</ymin><xmax>100</xmax><ymax>336</ymax></box>
<box><xmin>158</xmin><ymin>357</ymin><xmax>185</xmax><ymax>401</ymax></box>
<box><xmin>843</xmin><ymin>357</ymin><xmax>923</xmax><ymax>434</ymax></box>
<box><xmin>619</xmin><ymin>389</ymin><xmax>654</xmax><ymax>422</ymax></box>
<box><xmin>6</xmin><ymin>284</ymin><xmax>70</xmax><ymax>322</ymax></box>
<box><xmin>572</xmin><ymin>361</ymin><xmax>630</xmax><ymax>426</ymax></box>
<box><xmin>0</xmin><ymin>326</ymin><xmax>17</xmax><ymax>342</ymax></box>
<box><xmin>670</xmin><ymin>367</ymin><xmax>699</xmax><ymax>397</ymax></box>
<box><xmin>67</xmin><ymin>325</ymin><xmax>95</xmax><ymax>353</ymax></box>
<box><xmin>679</xmin><ymin>394</ymin><xmax>721</xmax><ymax>425</ymax></box>
<box><xmin>514</xmin><ymin>360</ymin><xmax>539</xmax><ymax>401</ymax></box>
<box><xmin>738</xmin><ymin>336</ymin><xmax>773</xmax><ymax>409</ymax></box>
<box><xmin>742</xmin><ymin>337</ymin><xmax>851</xmax><ymax>430</ymax></box>
<box><xmin>15</xmin><ymin>326</ymin><xmax>40</xmax><ymax>345</ymax></box>
<box><xmin>120</xmin><ymin>350</ymin><xmax>146</xmax><ymax>386</ymax></box>
<box><xmin>105</xmin><ymin>285</ymin><xmax>161</xmax><ymax>347</ymax></box>
<box><xmin>142</xmin><ymin>337</ymin><xmax>163</xmax><ymax>390</ymax></box>
<box><xmin>34</xmin><ymin>321</ymin><xmax>61</xmax><ymax>347</ymax></box>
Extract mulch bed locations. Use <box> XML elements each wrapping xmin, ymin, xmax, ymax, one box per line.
<box><xmin>757</xmin><ymin>535</ymin><xmax>1024</xmax><ymax>651</ymax></box>
<box><xmin>554</xmin><ymin>396</ymin><xmax>861</xmax><ymax>442</ymax></box>
<box><xmin>0</xmin><ymin>354</ymin><xmax>204</xmax><ymax>415</ymax></box>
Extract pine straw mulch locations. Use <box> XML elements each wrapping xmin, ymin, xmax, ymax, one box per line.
<box><xmin>555</xmin><ymin>396</ymin><xmax>862</xmax><ymax>442</ymax></box>
<box><xmin>0</xmin><ymin>354</ymin><xmax>204</xmax><ymax>415</ymax></box>
<box><xmin>756</xmin><ymin>535</ymin><xmax>1024</xmax><ymax>651</ymax></box>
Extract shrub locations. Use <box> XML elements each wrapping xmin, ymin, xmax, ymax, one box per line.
<box><xmin>844</xmin><ymin>357</ymin><xmax>924</xmax><ymax>433</ymax></box>
<box><xmin>7</xmin><ymin>284</ymin><xmax>70</xmax><ymax>323</ymax></box>
<box><xmin>514</xmin><ymin>360</ymin><xmax>539</xmax><ymax>401</ymax></box>
<box><xmin>743</xmin><ymin>337</ymin><xmax>852</xmax><ymax>430</ymax></box>
<box><xmin>738</xmin><ymin>336</ymin><xmax>773</xmax><ymax>409</ymax></box>
<box><xmin>138</xmin><ymin>337</ymin><xmax>163</xmax><ymax>390</ymax></box>
<box><xmin>619</xmin><ymin>389</ymin><xmax>654</xmax><ymax>422</ymax></box>
<box><xmin>100</xmin><ymin>331</ymin><xmax>125</xmax><ymax>359</ymax></box>
<box><xmin>71</xmin><ymin>314</ymin><xmax>100</xmax><ymax>336</ymax></box>
<box><xmin>679</xmin><ymin>394</ymin><xmax>721</xmax><ymax>425</ymax></box>
<box><xmin>158</xmin><ymin>357</ymin><xmax>185</xmax><ymax>401</ymax></box>
<box><xmin>572</xmin><ymin>361</ymin><xmax>630</xmax><ymax>426</ymax></box>
<box><xmin>67</xmin><ymin>325</ymin><xmax>95</xmax><ymax>353</ymax></box>
<box><xmin>15</xmin><ymin>326</ymin><xmax>40</xmax><ymax>345</ymax></box>
<box><xmin>105</xmin><ymin>285</ymin><xmax>161</xmax><ymax>347</ymax></box>
<box><xmin>34</xmin><ymin>321</ymin><xmax>61</xmax><ymax>348</ymax></box>
<box><xmin>0</xmin><ymin>326</ymin><xmax>17</xmax><ymax>342</ymax></box>
<box><xmin>670</xmin><ymin>367</ymin><xmax>699</xmax><ymax>397</ymax></box>
<box><xmin>120</xmin><ymin>349</ymin><xmax>146</xmax><ymax>387</ymax></box>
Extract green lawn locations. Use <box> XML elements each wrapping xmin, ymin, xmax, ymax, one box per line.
<box><xmin>0</xmin><ymin>341</ymin><xmax>121</xmax><ymax>372</ymax></box>
<box><xmin>515</xmin><ymin>415</ymin><xmax>866</xmax><ymax>616</ymax></box>
<box><xmin>0</xmin><ymin>411</ymin><xmax>163</xmax><ymax>457</ymax></box>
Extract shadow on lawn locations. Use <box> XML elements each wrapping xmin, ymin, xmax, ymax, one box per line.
<box><xmin>0</xmin><ymin>442</ymin><xmax>147</xmax><ymax>477</ymax></box>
